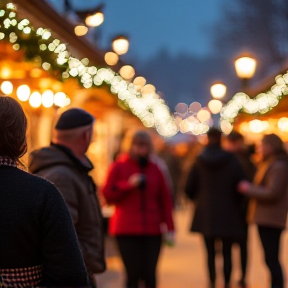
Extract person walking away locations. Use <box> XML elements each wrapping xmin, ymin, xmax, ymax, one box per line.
<box><xmin>102</xmin><ymin>131</ymin><xmax>174</xmax><ymax>288</ymax></box>
<box><xmin>223</xmin><ymin>131</ymin><xmax>256</xmax><ymax>288</ymax></box>
<box><xmin>238</xmin><ymin>134</ymin><xmax>288</xmax><ymax>288</ymax></box>
<box><xmin>185</xmin><ymin>128</ymin><xmax>246</xmax><ymax>288</ymax></box>
<box><xmin>0</xmin><ymin>96</ymin><xmax>88</xmax><ymax>287</ymax></box>
<box><xmin>29</xmin><ymin>108</ymin><xmax>106</xmax><ymax>287</ymax></box>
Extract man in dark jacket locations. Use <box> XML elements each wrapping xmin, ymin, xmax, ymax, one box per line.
<box><xmin>185</xmin><ymin>128</ymin><xmax>245</xmax><ymax>288</ymax></box>
<box><xmin>29</xmin><ymin>108</ymin><xmax>106</xmax><ymax>288</ymax></box>
<box><xmin>223</xmin><ymin>131</ymin><xmax>256</xmax><ymax>288</ymax></box>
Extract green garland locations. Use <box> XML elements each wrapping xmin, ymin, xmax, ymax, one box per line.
<box><xmin>0</xmin><ymin>1</ymin><xmax>69</xmax><ymax>79</ymax></box>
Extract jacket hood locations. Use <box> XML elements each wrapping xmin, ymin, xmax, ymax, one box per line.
<box><xmin>198</xmin><ymin>145</ymin><xmax>232</xmax><ymax>168</ymax></box>
<box><xmin>29</xmin><ymin>145</ymin><xmax>93</xmax><ymax>174</ymax></box>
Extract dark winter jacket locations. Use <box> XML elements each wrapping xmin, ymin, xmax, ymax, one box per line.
<box><xmin>0</xmin><ymin>161</ymin><xmax>88</xmax><ymax>287</ymax></box>
<box><xmin>29</xmin><ymin>144</ymin><xmax>106</xmax><ymax>274</ymax></box>
<box><xmin>185</xmin><ymin>144</ymin><xmax>246</xmax><ymax>238</ymax></box>
<box><xmin>102</xmin><ymin>154</ymin><xmax>174</xmax><ymax>235</ymax></box>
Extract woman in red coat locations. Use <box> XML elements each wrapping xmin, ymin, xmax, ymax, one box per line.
<box><xmin>102</xmin><ymin>131</ymin><xmax>174</xmax><ymax>288</ymax></box>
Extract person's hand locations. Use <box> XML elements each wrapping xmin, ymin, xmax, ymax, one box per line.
<box><xmin>128</xmin><ymin>174</ymin><xmax>142</xmax><ymax>188</ymax></box>
<box><xmin>238</xmin><ymin>180</ymin><xmax>252</xmax><ymax>194</ymax></box>
<box><xmin>164</xmin><ymin>231</ymin><xmax>175</xmax><ymax>247</ymax></box>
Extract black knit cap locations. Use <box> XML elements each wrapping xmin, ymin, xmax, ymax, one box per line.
<box><xmin>55</xmin><ymin>108</ymin><xmax>95</xmax><ymax>130</ymax></box>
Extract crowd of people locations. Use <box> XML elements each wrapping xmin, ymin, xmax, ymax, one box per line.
<box><xmin>1</xmin><ymin>96</ymin><xmax>288</xmax><ymax>288</ymax></box>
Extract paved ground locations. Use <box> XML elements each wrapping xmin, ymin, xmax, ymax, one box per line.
<box><xmin>97</xmin><ymin>206</ymin><xmax>288</xmax><ymax>288</ymax></box>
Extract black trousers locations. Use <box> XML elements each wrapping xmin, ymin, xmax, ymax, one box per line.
<box><xmin>204</xmin><ymin>236</ymin><xmax>234</xmax><ymax>286</ymax></box>
<box><xmin>116</xmin><ymin>235</ymin><xmax>162</xmax><ymax>288</ymax></box>
<box><xmin>258</xmin><ymin>226</ymin><xmax>284</xmax><ymax>288</ymax></box>
<box><xmin>236</xmin><ymin>225</ymin><xmax>248</xmax><ymax>283</ymax></box>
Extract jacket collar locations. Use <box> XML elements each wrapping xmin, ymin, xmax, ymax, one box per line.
<box><xmin>51</xmin><ymin>143</ymin><xmax>93</xmax><ymax>172</ymax></box>
<box><xmin>0</xmin><ymin>156</ymin><xmax>17</xmax><ymax>168</ymax></box>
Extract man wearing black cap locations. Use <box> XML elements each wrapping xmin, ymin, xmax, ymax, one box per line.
<box><xmin>29</xmin><ymin>108</ymin><xmax>106</xmax><ymax>288</ymax></box>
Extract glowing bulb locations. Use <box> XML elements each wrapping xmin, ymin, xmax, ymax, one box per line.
<box><xmin>210</xmin><ymin>83</ymin><xmax>227</xmax><ymax>99</ymax></box>
<box><xmin>197</xmin><ymin>109</ymin><xmax>211</xmax><ymax>123</ymax></box>
<box><xmin>249</xmin><ymin>120</ymin><xmax>268</xmax><ymax>133</ymax></box>
<box><xmin>1</xmin><ymin>81</ymin><xmax>13</xmax><ymax>95</ymax></box>
<box><xmin>74</xmin><ymin>25</ymin><xmax>88</xmax><ymax>36</ymax></box>
<box><xmin>278</xmin><ymin>117</ymin><xmax>288</xmax><ymax>132</ymax></box>
<box><xmin>54</xmin><ymin>92</ymin><xmax>67</xmax><ymax>107</ymax></box>
<box><xmin>112</xmin><ymin>36</ymin><xmax>129</xmax><ymax>55</ymax></box>
<box><xmin>220</xmin><ymin>120</ymin><xmax>233</xmax><ymax>135</ymax></box>
<box><xmin>104</xmin><ymin>52</ymin><xmax>119</xmax><ymax>66</ymax></box>
<box><xmin>119</xmin><ymin>65</ymin><xmax>135</xmax><ymax>80</ymax></box>
<box><xmin>17</xmin><ymin>85</ymin><xmax>30</xmax><ymax>101</ymax></box>
<box><xmin>85</xmin><ymin>12</ymin><xmax>104</xmax><ymax>27</ymax></box>
<box><xmin>141</xmin><ymin>84</ymin><xmax>156</xmax><ymax>96</ymax></box>
<box><xmin>133</xmin><ymin>76</ymin><xmax>146</xmax><ymax>89</ymax></box>
<box><xmin>208</xmin><ymin>99</ymin><xmax>223</xmax><ymax>114</ymax></box>
<box><xmin>29</xmin><ymin>92</ymin><xmax>42</xmax><ymax>108</ymax></box>
<box><xmin>235</xmin><ymin>56</ymin><xmax>257</xmax><ymax>79</ymax></box>
<box><xmin>175</xmin><ymin>103</ymin><xmax>188</xmax><ymax>115</ymax></box>
<box><xmin>189</xmin><ymin>102</ymin><xmax>202</xmax><ymax>113</ymax></box>
<box><xmin>42</xmin><ymin>90</ymin><xmax>54</xmax><ymax>108</ymax></box>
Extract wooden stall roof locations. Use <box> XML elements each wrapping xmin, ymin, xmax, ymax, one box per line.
<box><xmin>12</xmin><ymin>0</ymin><xmax>106</xmax><ymax>66</ymax></box>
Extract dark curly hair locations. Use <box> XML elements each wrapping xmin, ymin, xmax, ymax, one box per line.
<box><xmin>0</xmin><ymin>96</ymin><xmax>27</xmax><ymax>161</ymax></box>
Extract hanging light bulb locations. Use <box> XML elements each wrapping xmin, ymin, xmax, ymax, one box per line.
<box><xmin>42</xmin><ymin>90</ymin><xmax>54</xmax><ymax>108</ymax></box>
<box><xmin>17</xmin><ymin>85</ymin><xmax>30</xmax><ymax>101</ymax></box>
<box><xmin>1</xmin><ymin>81</ymin><xmax>13</xmax><ymax>95</ymax></box>
<box><xmin>85</xmin><ymin>11</ymin><xmax>104</xmax><ymax>27</ymax></box>
<box><xmin>29</xmin><ymin>92</ymin><xmax>42</xmax><ymax>108</ymax></box>
<box><xmin>112</xmin><ymin>36</ymin><xmax>129</xmax><ymax>55</ymax></box>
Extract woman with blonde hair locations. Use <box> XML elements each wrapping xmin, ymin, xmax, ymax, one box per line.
<box><xmin>102</xmin><ymin>130</ymin><xmax>174</xmax><ymax>288</ymax></box>
<box><xmin>239</xmin><ymin>134</ymin><xmax>288</xmax><ymax>288</ymax></box>
<box><xmin>0</xmin><ymin>96</ymin><xmax>88</xmax><ymax>287</ymax></box>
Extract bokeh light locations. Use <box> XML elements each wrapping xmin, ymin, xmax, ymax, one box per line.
<box><xmin>278</xmin><ymin>117</ymin><xmax>288</xmax><ymax>132</ymax></box>
<box><xmin>42</xmin><ymin>90</ymin><xmax>54</xmax><ymax>108</ymax></box>
<box><xmin>54</xmin><ymin>92</ymin><xmax>67</xmax><ymax>107</ymax></box>
<box><xmin>29</xmin><ymin>92</ymin><xmax>42</xmax><ymax>108</ymax></box>
<box><xmin>104</xmin><ymin>52</ymin><xmax>119</xmax><ymax>66</ymax></box>
<box><xmin>208</xmin><ymin>99</ymin><xmax>223</xmax><ymax>114</ymax></box>
<box><xmin>112</xmin><ymin>36</ymin><xmax>129</xmax><ymax>55</ymax></box>
<box><xmin>1</xmin><ymin>81</ymin><xmax>13</xmax><ymax>95</ymax></box>
<box><xmin>175</xmin><ymin>103</ymin><xmax>188</xmax><ymax>115</ymax></box>
<box><xmin>235</xmin><ymin>56</ymin><xmax>257</xmax><ymax>79</ymax></box>
<box><xmin>189</xmin><ymin>102</ymin><xmax>202</xmax><ymax>113</ymax></box>
<box><xmin>197</xmin><ymin>109</ymin><xmax>211</xmax><ymax>123</ymax></box>
<box><xmin>210</xmin><ymin>83</ymin><xmax>227</xmax><ymax>99</ymax></box>
<box><xmin>17</xmin><ymin>85</ymin><xmax>30</xmax><ymax>101</ymax></box>
<box><xmin>249</xmin><ymin>119</ymin><xmax>269</xmax><ymax>133</ymax></box>
<box><xmin>74</xmin><ymin>25</ymin><xmax>88</xmax><ymax>36</ymax></box>
<box><xmin>85</xmin><ymin>12</ymin><xmax>104</xmax><ymax>27</ymax></box>
<box><xmin>119</xmin><ymin>65</ymin><xmax>135</xmax><ymax>80</ymax></box>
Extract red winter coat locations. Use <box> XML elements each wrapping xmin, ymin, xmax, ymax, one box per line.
<box><xmin>102</xmin><ymin>154</ymin><xmax>174</xmax><ymax>236</ymax></box>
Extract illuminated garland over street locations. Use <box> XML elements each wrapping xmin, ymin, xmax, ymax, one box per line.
<box><xmin>220</xmin><ymin>74</ymin><xmax>288</xmax><ymax>133</ymax></box>
<box><xmin>0</xmin><ymin>1</ymin><xmax>178</xmax><ymax>137</ymax></box>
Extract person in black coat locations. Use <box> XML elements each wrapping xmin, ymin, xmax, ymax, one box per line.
<box><xmin>223</xmin><ymin>131</ymin><xmax>256</xmax><ymax>288</ymax></box>
<box><xmin>185</xmin><ymin>128</ymin><xmax>246</xmax><ymax>288</ymax></box>
<box><xmin>0</xmin><ymin>96</ymin><xmax>89</xmax><ymax>287</ymax></box>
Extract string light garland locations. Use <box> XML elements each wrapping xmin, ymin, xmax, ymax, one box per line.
<box><xmin>220</xmin><ymin>73</ymin><xmax>288</xmax><ymax>131</ymax></box>
<box><xmin>0</xmin><ymin>1</ymin><xmax>178</xmax><ymax>137</ymax></box>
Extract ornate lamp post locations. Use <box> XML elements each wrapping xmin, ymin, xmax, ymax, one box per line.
<box><xmin>234</xmin><ymin>55</ymin><xmax>257</xmax><ymax>90</ymax></box>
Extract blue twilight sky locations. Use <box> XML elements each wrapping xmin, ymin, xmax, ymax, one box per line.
<box><xmin>67</xmin><ymin>0</ymin><xmax>224</xmax><ymax>60</ymax></box>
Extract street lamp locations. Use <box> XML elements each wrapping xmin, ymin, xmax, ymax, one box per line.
<box><xmin>112</xmin><ymin>36</ymin><xmax>129</xmax><ymax>55</ymax></box>
<box><xmin>234</xmin><ymin>55</ymin><xmax>257</xmax><ymax>89</ymax></box>
<box><xmin>210</xmin><ymin>83</ymin><xmax>227</xmax><ymax>99</ymax></box>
